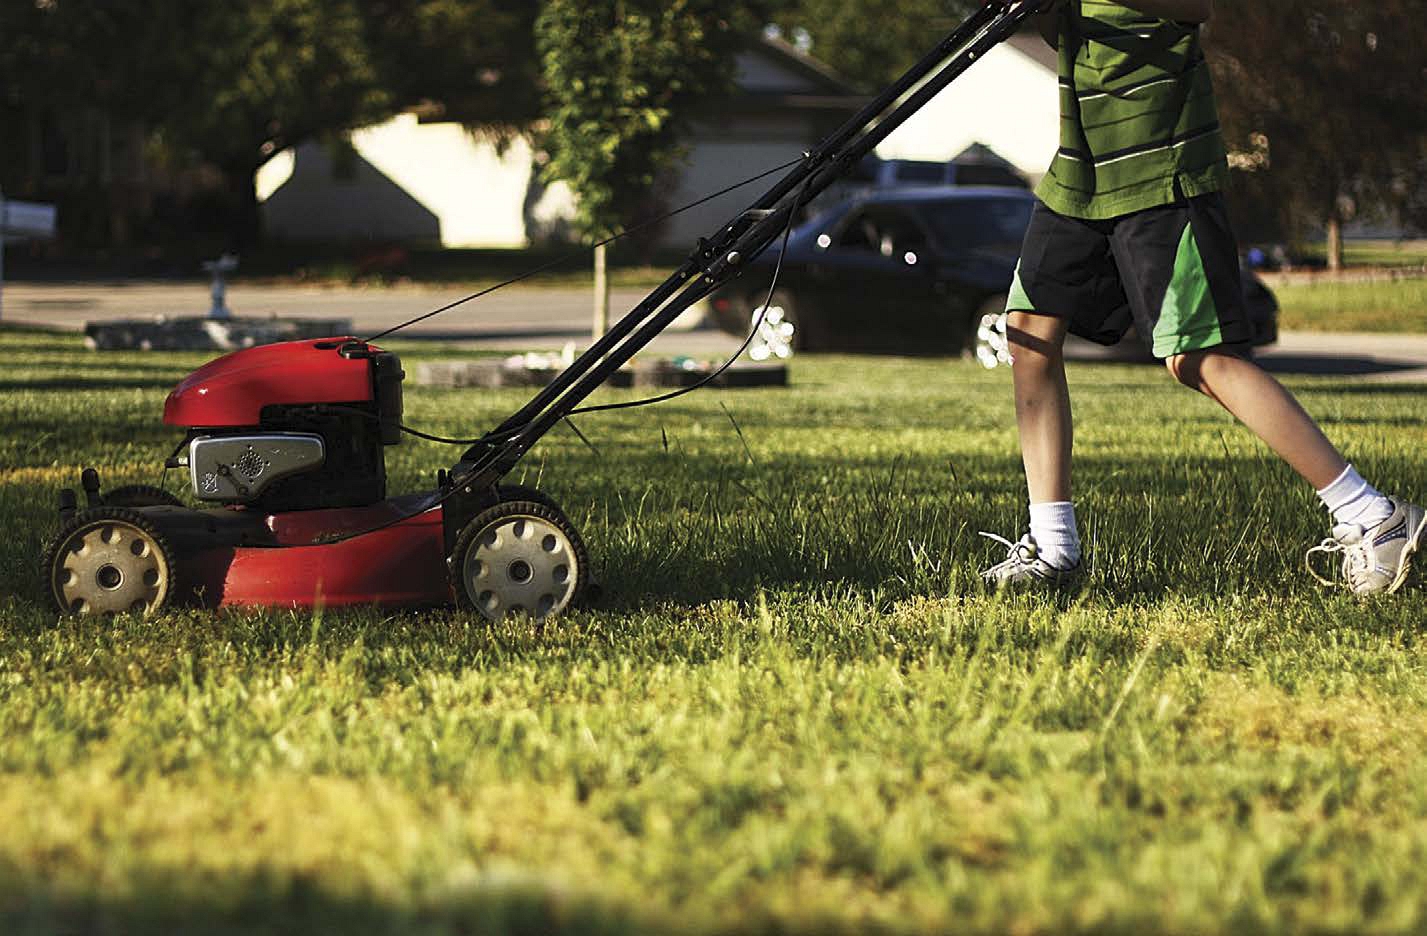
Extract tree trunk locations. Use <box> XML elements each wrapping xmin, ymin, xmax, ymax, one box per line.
<box><xmin>592</xmin><ymin>241</ymin><xmax>610</xmax><ymax>338</ymax></box>
<box><xmin>224</xmin><ymin>163</ymin><xmax>262</xmax><ymax>251</ymax></box>
<box><xmin>1325</xmin><ymin>214</ymin><xmax>1344</xmax><ymax>272</ymax></box>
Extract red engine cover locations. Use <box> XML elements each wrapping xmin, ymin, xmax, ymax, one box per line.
<box><xmin>164</xmin><ymin>338</ymin><xmax>376</xmax><ymax>428</ymax></box>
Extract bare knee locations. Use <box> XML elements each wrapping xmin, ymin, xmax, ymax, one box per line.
<box><xmin>1006</xmin><ymin>311</ymin><xmax>1065</xmax><ymax>366</ymax></box>
<box><xmin>1165</xmin><ymin>351</ymin><xmax>1211</xmax><ymax>392</ymax></box>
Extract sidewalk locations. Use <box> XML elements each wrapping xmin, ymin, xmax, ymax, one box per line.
<box><xmin>1258</xmin><ymin>331</ymin><xmax>1427</xmax><ymax>383</ymax></box>
<box><xmin>1064</xmin><ymin>331</ymin><xmax>1427</xmax><ymax>383</ymax></box>
<box><xmin>0</xmin><ymin>279</ymin><xmax>736</xmax><ymax>355</ymax></box>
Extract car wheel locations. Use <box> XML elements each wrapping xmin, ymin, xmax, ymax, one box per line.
<box><xmin>749</xmin><ymin>290</ymin><xmax>815</xmax><ymax>357</ymax></box>
<box><xmin>972</xmin><ymin>294</ymin><xmax>1011</xmax><ymax>367</ymax></box>
<box><xmin>1240</xmin><ymin>271</ymin><xmax>1279</xmax><ymax>347</ymax></box>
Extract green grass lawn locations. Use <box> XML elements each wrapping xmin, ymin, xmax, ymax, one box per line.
<box><xmin>1274</xmin><ymin>277</ymin><xmax>1427</xmax><ymax>334</ymax></box>
<box><xmin>2</xmin><ymin>331</ymin><xmax>1426</xmax><ymax>935</ymax></box>
<box><xmin>1302</xmin><ymin>239</ymin><xmax>1427</xmax><ymax>270</ymax></box>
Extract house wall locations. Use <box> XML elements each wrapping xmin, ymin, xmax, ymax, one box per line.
<box><xmin>256</xmin><ymin>40</ymin><xmax>1059</xmax><ymax>250</ymax></box>
<box><xmin>874</xmin><ymin>42</ymin><xmax>1059</xmax><ymax>179</ymax></box>
<box><xmin>659</xmin><ymin>113</ymin><xmax>839</xmax><ymax>249</ymax></box>
<box><xmin>257</xmin><ymin>114</ymin><xmax>576</xmax><ymax>248</ymax></box>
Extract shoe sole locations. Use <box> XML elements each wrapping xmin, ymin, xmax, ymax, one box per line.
<box><xmin>982</xmin><ymin>569</ymin><xmax>1084</xmax><ymax>591</ymax></box>
<box><xmin>1388</xmin><ymin>511</ymin><xmax>1427</xmax><ymax>594</ymax></box>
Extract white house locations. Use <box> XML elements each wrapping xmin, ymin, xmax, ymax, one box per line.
<box><xmin>875</xmin><ymin>34</ymin><xmax>1059</xmax><ymax>184</ymax></box>
<box><xmin>256</xmin><ymin>31</ymin><xmax>1060</xmax><ymax>250</ymax></box>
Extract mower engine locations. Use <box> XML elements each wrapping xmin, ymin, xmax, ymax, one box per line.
<box><xmin>166</xmin><ymin>339</ymin><xmax>405</xmax><ymax>511</ymax></box>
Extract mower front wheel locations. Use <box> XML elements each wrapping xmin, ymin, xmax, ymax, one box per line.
<box><xmin>450</xmin><ymin>500</ymin><xmax>589</xmax><ymax>622</ymax></box>
<box><xmin>42</xmin><ymin>507</ymin><xmax>179</xmax><ymax>616</ymax></box>
<box><xmin>102</xmin><ymin>484</ymin><xmax>185</xmax><ymax>508</ymax></box>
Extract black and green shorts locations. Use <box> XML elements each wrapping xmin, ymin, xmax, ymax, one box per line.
<box><xmin>1006</xmin><ymin>192</ymin><xmax>1253</xmax><ymax>359</ymax></box>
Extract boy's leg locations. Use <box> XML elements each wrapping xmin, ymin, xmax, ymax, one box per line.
<box><xmin>1007</xmin><ymin>310</ymin><xmax>1073</xmax><ymax>504</ymax></box>
<box><xmin>1112</xmin><ymin>193</ymin><xmax>1423</xmax><ymax>594</ymax></box>
<box><xmin>1164</xmin><ymin>350</ymin><xmax>1345</xmax><ymax>489</ymax></box>
<box><xmin>982</xmin><ymin>200</ymin><xmax>1122</xmax><ymax>585</ymax></box>
<box><xmin>1167</xmin><ymin>348</ymin><xmax>1424</xmax><ymax>594</ymax></box>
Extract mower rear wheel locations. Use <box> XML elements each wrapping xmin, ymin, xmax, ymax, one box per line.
<box><xmin>43</xmin><ymin>507</ymin><xmax>178</xmax><ymax>616</ymax></box>
<box><xmin>450</xmin><ymin>500</ymin><xmax>588</xmax><ymax>622</ymax></box>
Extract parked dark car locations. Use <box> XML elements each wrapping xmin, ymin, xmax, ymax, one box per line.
<box><xmin>708</xmin><ymin>186</ymin><xmax>1278</xmax><ymax>359</ymax></box>
<box><xmin>710</xmin><ymin>187</ymin><xmax>1035</xmax><ymax>356</ymax></box>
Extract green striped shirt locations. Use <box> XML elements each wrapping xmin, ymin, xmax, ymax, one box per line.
<box><xmin>1035</xmin><ymin>0</ymin><xmax>1229</xmax><ymax>220</ymax></box>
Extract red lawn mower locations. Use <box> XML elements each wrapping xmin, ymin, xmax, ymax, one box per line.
<box><xmin>41</xmin><ymin>1</ymin><xmax>1044</xmax><ymax>621</ymax></box>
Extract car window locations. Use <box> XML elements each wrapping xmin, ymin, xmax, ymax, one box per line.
<box><xmin>916</xmin><ymin>198</ymin><xmax>1034</xmax><ymax>252</ymax></box>
<box><xmin>836</xmin><ymin>207</ymin><xmax>931</xmax><ymax>259</ymax></box>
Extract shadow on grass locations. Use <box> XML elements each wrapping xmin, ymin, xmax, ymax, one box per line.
<box><xmin>0</xmin><ymin>377</ymin><xmax>182</xmax><ymax>392</ymax></box>
<box><xmin>1</xmin><ymin>880</ymin><xmax>654</xmax><ymax>936</ymax></box>
<box><xmin>1257</xmin><ymin>355</ymin><xmax>1424</xmax><ymax>377</ymax></box>
<box><xmin>2</xmin><ymin>877</ymin><xmax>1052</xmax><ymax>936</ymax></box>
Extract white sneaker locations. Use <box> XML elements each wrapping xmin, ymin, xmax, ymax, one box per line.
<box><xmin>1306</xmin><ymin>499</ymin><xmax>1427</xmax><ymax>595</ymax></box>
<box><xmin>979</xmin><ymin>532</ymin><xmax>1082</xmax><ymax>588</ymax></box>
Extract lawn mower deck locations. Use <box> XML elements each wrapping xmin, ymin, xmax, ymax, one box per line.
<box><xmin>40</xmin><ymin>0</ymin><xmax>1046</xmax><ymax>621</ymax></box>
<box><xmin>45</xmin><ymin>337</ymin><xmax>589</xmax><ymax>619</ymax></box>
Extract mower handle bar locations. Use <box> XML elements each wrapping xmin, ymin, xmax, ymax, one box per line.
<box><xmin>450</xmin><ymin>0</ymin><xmax>1049</xmax><ymax>491</ymax></box>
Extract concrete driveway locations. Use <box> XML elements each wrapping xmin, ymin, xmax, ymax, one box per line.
<box><xmin>4</xmin><ymin>280</ymin><xmax>1427</xmax><ymax>380</ymax></box>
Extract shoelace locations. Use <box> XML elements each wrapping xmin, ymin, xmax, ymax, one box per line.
<box><xmin>1305</xmin><ymin>527</ymin><xmax>1373</xmax><ymax>589</ymax></box>
<box><xmin>978</xmin><ymin>531</ymin><xmax>1037</xmax><ymax>570</ymax></box>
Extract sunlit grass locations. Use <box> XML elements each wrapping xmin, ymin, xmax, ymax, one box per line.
<box><xmin>1274</xmin><ymin>277</ymin><xmax>1427</xmax><ymax>334</ymax></box>
<box><xmin>1</xmin><ymin>329</ymin><xmax>1425</xmax><ymax>935</ymax></box>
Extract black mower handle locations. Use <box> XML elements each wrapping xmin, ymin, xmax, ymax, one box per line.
<box><xmin>448</xmin><ymin>0</ymin><xmax>1049</xmax><ymax>497</ymax></box>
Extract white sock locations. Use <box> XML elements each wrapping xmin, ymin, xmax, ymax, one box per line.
<box><xmin>1317</xmin><ymin>464</ymin><xmax>1394</xmax><ymax>530</ymax></box>
<box><xmin>1029</xmin><ymin>501</ymin><xmax>1081</xmax><ymax>569</ymax></box>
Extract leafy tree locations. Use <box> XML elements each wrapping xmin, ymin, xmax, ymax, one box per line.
<box><xmin>1207</xmin><ymin>2</ymin><xmax>1427</xmax><ymax>266</ymax></box>
<box><xmin>763</xmin><ymin>0</ymin><xmax>977</xmax><ymax>91</ymax></box>
<box><xmin>536</xmin><ymin>0</ymin><xmax>759</xmax><ymax>241</ymax></box>
<box><xmin>361</xmin><ymin>1</ymin><xmax>540</xmax><ymax>128</ymax></box>
<box><xmin>2</xmin><ymin>0</ymin><xmax>539</xmax><ymax>248</ymax></box>
<box><xmin>535</xmin><ymin>0</ymin><xmax>763</xmax><ymax>333</ymax></box>
<box><xmin>152</xmin><ymin>1</ymin><xmax>393</xmax><ymax>248</ymax></box>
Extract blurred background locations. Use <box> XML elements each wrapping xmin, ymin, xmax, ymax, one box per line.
<box><xmin>2</xmin><ymin>0</ymin><xmax>1424</xmax><ymax>282</ymax></box>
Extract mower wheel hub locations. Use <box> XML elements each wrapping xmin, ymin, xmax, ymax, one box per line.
<box><xmin>46</xmin><ymin>509</ymin><xmax>176</xmax><ymax>616</ymax></box>
<box><xmin>452</xmin><ymin>499</ymin><xmax>588</xmax><ymax>622</ymax></box>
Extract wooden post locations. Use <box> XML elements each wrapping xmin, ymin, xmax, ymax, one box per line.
<box><xmin>0</xmin><ymin>188</ymin><xmax>6</xmax><ymax>323</ymax></box>
<box><xmin>592</xmin><ymin>241</ymin><xmax>610</xmax><ymax>338</ymax></box>
<box><xmin>1326</xmin><ymin>215</ymin><xmax>1343</xmax><ymax>272</ymax></box>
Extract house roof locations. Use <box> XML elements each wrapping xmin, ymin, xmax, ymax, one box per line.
<box><xmin>740</xmin><ymin>34</ymin><xmax>859</xmax><ymax>96</ymax></box>
<box><xmin>722</xmin><ymin>34</ymin><xmax>870</xmax><ymax>116</ymax></box>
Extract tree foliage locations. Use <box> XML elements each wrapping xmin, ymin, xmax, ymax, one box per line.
<box><xmin>763</xmin><ymin>0</ymin><xmax>977</xmax><ymax>91</ymax></box>
<box><xmin>1206</xmin><ymin>2</ymin><xmax>1427</xmax><ymax>248</ymax></box>
<box><xmin>534</xmin><ymin>0</ymin><xmax>761</xmax><ymax>240</ymax></box>
<box><xmin>1</xmin><ymin>0</ymin><xmax>537</xmax><ymax>246</ymax></box>
<box><xmin>12</xmin><ymin>0</ymin><xmax>1425</xmax><ymax>260</ymax></box>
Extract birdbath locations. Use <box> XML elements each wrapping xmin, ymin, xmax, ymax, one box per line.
<box><xmin>202</xmin><ymin>254</ymin><xmax>239</xmax><ymax>320</ymax></box>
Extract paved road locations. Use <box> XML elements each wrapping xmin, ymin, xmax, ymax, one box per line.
<box><xmin>4</xmin><ymin>280</ymin><xmax>1427</xmax><ymax>380</ymax></box>
<box><xmin>0</xmin><ymin>280</ymin><xmax>743</xmax><ymax>355</ymax></box>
